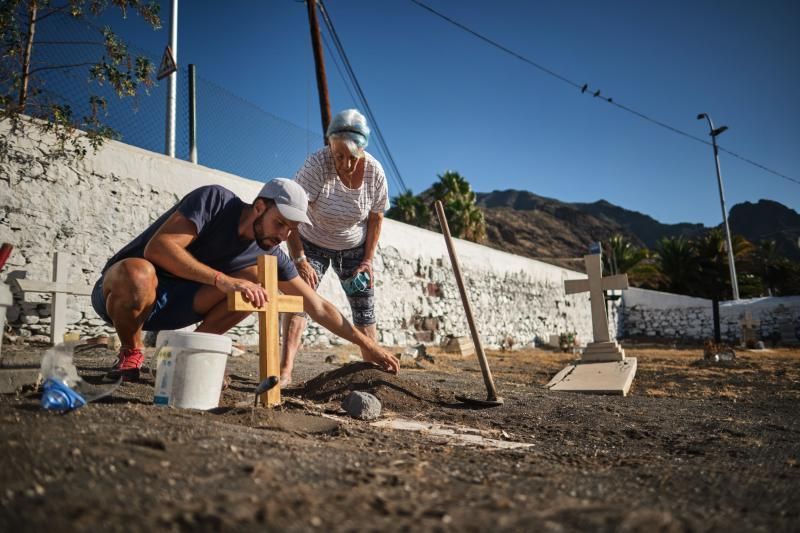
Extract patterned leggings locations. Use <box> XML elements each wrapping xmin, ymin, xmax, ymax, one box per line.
<box><xmin>299</xmin><ymin>237</ymin><xmax>375</xmax><ymax>326</ymax></box>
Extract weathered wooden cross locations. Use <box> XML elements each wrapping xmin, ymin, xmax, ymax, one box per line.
<box><xmin>740</xmin><ymin>312</ymin><xmax>760</xmax><ymax>346</ymax></box>
<box><xmin>563</xmin><ymin>253</ymin><xmax>629</xmax><ymax>362</ymax></box>
<box><xmin>547</xmin><ymin>253</ymin><xmax>637</xmax><ymax>396</ymax></box>
<box><xmin>227</xmin><ymin>255</ymin><xmax>303</xmax><ymax>407</ymax></box>
<box><xmin>13</xmin><ymin>252</ymin><xmax>92</xmax><ymax>345</ymax></box>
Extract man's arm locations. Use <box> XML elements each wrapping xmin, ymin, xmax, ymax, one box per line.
<box><xmin>279</xmin><ymin>276</ymin><xmax>400</xmax><ymax>373</ymax></box>
<box><xmin>143</xmin><ymin>211</ymin><xmax>268</xmax><ymax>307</ymax></box>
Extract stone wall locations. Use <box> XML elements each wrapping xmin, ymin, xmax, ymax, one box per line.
<box><xmin>622</xmin><ymin>287</ymin><xmax>800</xmax><ymax>343</ymax></box>
<box><xmin>1</xmin><ymin>121</ymin><xmax>612</xmax><ymax>348</ymax></box>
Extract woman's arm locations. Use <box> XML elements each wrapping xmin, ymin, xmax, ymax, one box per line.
<box><xmin>354</xmin><ymin>211</ymin><xmax>383</xmax><ymax>286</ymax></box>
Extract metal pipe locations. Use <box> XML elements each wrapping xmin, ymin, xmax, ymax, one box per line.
<box><xmin>698</xmin><ymin>113</ymin><xmax>739</xmax><ymax>300</ymax></box>
<box><xmin>434</xmin><ymin>201</ymin><xmax>500</xmax><ymax>401</ymax></box>
<box><xmin>164</xmin><ymin>0</ymin><xmax>178</xmax><ymax>157</ymax></box>
<box><xmin>188</xmin><ymin>63</ymin><xmax>197</xmax><ymax>163</ymax></box>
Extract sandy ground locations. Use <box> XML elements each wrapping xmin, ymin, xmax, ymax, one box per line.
<box><xmin>0</xmin><ymin>341</ymin><xmax>798</xmax><ymax>532</ymax></box>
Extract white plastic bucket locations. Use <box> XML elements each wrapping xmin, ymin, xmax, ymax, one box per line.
<box><xmin>153</xmin><ymin>331</ymin><xmax>231</xmax><ymax>410</ymax></box>
<box><xmin>0</xmin><ymin>282</ymin><xmax>12</xmax><ymax>359</ymax></box>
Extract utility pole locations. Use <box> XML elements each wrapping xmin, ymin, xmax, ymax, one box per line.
<box><xmin>164</xmin><ymin>0</ymin><xmax>178</xmax><ymax>157</ymax></box>
<box><xmin>697</xmin><ymin>113</ymin><xmax>740</xmax><ymax>300</ymax></box>
<box><xmin>307</xmin><ymin>0</ymin><xmax>332</xmax><ymax>140</ymax></box>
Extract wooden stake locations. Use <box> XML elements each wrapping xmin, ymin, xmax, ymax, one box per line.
<box><xmin>434</xmin><ymin>201</ymin><xmax>500</xmax><ymax>402</ymax></box>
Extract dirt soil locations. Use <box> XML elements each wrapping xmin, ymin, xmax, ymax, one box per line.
<box><xmin>1</xmin><ymin>341</ymin><xmax>799</xmax><ymax>532</ymax></box>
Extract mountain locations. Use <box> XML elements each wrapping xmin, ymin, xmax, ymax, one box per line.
<box><xmin>472</xmin><ymin>190</ymin><xmax>797</xmax><ymax>267</ymax></box>
<box><xmin>729</xmin><ymin>200</ymin><xmax>800</xmax><ymax>261</ymax></box>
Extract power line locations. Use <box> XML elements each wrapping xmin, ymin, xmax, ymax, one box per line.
<box><xmin>320</xmin><ymin>29</ymin><xmax>398</xmax><ymax>182</ymax></box>
<box><xmin>409</xmin><ymin>0</ymin><xmax>800</xmax><ymax>187</ymax></box>
<box><xmin>317</xmin><ymin>0</ymin><xmax>410</xmax><ymax>195</ymax></box>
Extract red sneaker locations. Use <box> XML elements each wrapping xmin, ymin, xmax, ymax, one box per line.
<box><xmin>107</xmin><ymin>347</ymin><xmax>145</xmax><ymax>381</ymax></box>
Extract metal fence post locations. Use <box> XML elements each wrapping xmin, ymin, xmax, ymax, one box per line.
<box><xmin>189</xmin><ymin>63</ymin><xmax>197</xmax><ymax>163</ymax></box>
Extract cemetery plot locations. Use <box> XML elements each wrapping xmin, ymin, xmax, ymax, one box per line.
<box><xmin>0</xmin><ymin>342</ymin><xmax>798</xmax><ymax>532</ymax></box>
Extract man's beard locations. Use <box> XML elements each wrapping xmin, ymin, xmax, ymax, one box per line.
<box><xmin>253</xmin><ymin>214</ymin><xmax>279</xmax><ymax>251</ymax></box>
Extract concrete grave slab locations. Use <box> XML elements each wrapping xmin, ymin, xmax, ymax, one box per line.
<box><xmin>546</xmin><ymin>358</ymin><xmax>638</xmax><ymax>396</ymax></box>
<box><xmin>549</xmin><ymin>253</ymin><xmax>637</xmax><ymax>395</ymax></box>
<box><xmin>0</xmin><ymin>368</ymin><xmax>40</xmax><ymax>394</ymax></box>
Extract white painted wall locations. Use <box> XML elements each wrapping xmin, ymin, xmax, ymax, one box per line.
<box><xmin>1</xmin><ymin>121</ymin><xmax>606</xmax><ymax>348</ymax></box>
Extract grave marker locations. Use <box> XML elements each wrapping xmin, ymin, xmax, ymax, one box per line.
<box><xmin>547</xmin><ymin>253</ymin><xmax>637</xmax><ymax>396</ymax></box>
<box><xmin>227</xmin><ymin>255</ymin><xmax>303</xmax><ymax>407</ymax></box>
<box><xmin>13</xmin><ymin>252</ymin><xmax>91</xmax><ymax>345</ymax></box>
<box><xmin>740</xmin><ymin>312</ymin><xmax>760</xmax><ymax>347</ymax></box>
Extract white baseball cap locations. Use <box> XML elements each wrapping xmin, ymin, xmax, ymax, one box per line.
<box><xmin>258</xmin><ymin>178</ymin><xmax>312</xmax><ymax>225</ymax></box>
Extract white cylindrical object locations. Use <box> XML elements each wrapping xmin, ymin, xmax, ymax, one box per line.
<box><xmin>153</xmin><ymin>330</ymin><xmax>231</xmax><ymax>410</ymax></box>
<box><xmin>0</xmin><ymin>282</ymin><xmax>12</xmax><ymax>358</ymax></box>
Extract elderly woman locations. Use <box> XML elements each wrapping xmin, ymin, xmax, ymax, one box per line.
<box><xmin>281</xmin><ymin>109</ymin><xmax>389</xmax><ymax>387</ymax></box>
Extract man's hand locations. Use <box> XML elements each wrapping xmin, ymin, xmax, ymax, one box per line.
<box><xmin>216</xmin><ymin>273</ymin><xmax>268</xmax><ymax>308</ymax></box>
<box><xmin>297</xmin><ymin>260</ymin><xmax>319</xmax><ymax>289</ymax></box>
<box><xmin>359</xmin><ymin>341</ymin><xmax>400</xmax><ymax>374</ymax></box>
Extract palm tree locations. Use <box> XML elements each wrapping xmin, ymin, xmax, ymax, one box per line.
<box><xmin>754</xmin><ymin>240</ymin><xmax>782</xmax><ymax>295</ymax></box>
<box><xmin>387</xmin><ymin>190</ymin><xmax>430</xmax><ymax>227</ymax></box>
<box><xmin>445</xmin><ymin>195</ymin><xmax>486</xmax><ymax>242</ymax></box>
<box><xmin>602</xmin><ymin>235</ymin><xmax>659</xmax><ymax>288</ymax></box>
<box><xmin>655</xmin><ymin>236</ymin><xmax>697</xmax><ymax>295</ymax></box>
<box><xmin>432</xmin><ymin>171</ymin><xmax>472</xmax><ymax>203</ymax></box>
<box><xmin>431</xmin><ymin>171</ymin><xmax>486</xmax><ymax>243</ymax></box>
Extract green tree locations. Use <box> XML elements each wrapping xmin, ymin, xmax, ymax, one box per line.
<box><xmin>655</xmin><ymin>235</ymin><xmax>698</xmax><ymax>295</ymax></box>
<box><xmin>387</xmin><ymin>190</ymin><xmax>431</xmax><ymax>227</ymax></box>
<box><xmin>1</xmin><ymin>0</ymin><xmax>161</xmax><ymax>158</ymax></box>
<box><xmin>431</xmin><ymin>170</ymin><xmax>486</xmax><ymax>242</ymax></box>
<box><xmin>602</xmin><ymin>234</ymin><xmax>660</xmax><ymax>288</ymax></box>
<box><xmin>754</xmin><ymin>240</ymin><xmax>786</xmax><ymax>295</ymax></box>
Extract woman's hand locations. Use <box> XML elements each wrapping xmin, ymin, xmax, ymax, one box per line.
<box><xmin>354</xmin><ymin>259</ymin><xmax>374</xmax><ymax>288</ymax></box>
<box><xmin>297</xmin><ymin>260</ymin><xmax>319</xmax><ymax>289</ymax></box>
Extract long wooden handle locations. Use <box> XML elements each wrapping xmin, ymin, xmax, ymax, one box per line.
<box><xmin>434</xmin><ymin>201</ymin><xmax>499</xmax><ymax>401</ymax></box>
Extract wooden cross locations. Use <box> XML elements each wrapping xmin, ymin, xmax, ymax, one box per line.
<box><xmin>13</xmin><ymin>252</ymin><xmax>92</xmax><ymax>345</ymax></box>
<box><xmin>227</xmin><ymin>255</ymin><xmax>303</xmax><ymax>407</ymax></box>
<box><xmin>564</xmin><ymin>254</ymin><xmax>628</xmax><ymax>344</ymax></box>
<box><xmin>740</xmin><ymin>312</ymin><xmax>760</xmax><ymax>330</ymax></box>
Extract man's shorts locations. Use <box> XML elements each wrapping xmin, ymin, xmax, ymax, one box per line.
<box><xmin>91</xmin><ymin>271</ymin><xmax>205</xmax><ymax>332</ymax></box>
<box><xmin>299</xmin><ymin>237</ymin><xmax>375</xmax><ymax>327</ymax></box>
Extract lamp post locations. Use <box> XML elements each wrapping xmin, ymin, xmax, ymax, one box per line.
<box><xmin>697</xmin><ymin>113</ymin><xmax>740</xmax><ymax>300</ymax></box>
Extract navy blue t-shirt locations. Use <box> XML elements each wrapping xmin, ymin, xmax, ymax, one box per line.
<box><xmin>102</xmin><ymin>185</ymin><xmax>298</xmax><ymax>282</ymax></box>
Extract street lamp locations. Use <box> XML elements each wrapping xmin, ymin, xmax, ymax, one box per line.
<box><xmin>697</xmin><ymin>113</ymin><xmax>740</xmax><ymax>300</ymax></box>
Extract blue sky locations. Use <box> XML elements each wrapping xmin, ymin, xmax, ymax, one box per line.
<box><xmin>68</xmin><ymin>0</ymin><xmax>800</xmax><ymax>226</ymax></box>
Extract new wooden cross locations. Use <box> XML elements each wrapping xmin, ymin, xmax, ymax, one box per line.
<box><xmin>227</xmin><ymin>255</ymin><xmax>303</xmax><ymax>407</ymax></box>
<box><xmin>740</xmin><ymin>311</ymin><xmax>761</xmax><ymax>346</ymax></box>
<box><xmin>13</xmin><ymin>252</ymin><xmax>92</xmax><ymax>345</ymax></box>
<box><xmin>564</xmin><ymin>254</ymin><xmax>629</xmax><ymax>361</ymax></box>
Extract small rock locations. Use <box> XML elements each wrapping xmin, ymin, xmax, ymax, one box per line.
<box><xmin>756</xmin><ymin>341</ymin><xmax>766</xmax><ymax>350</ymax></box>
<box><xmin>341</xmin><ymin>391</ymin><xmax>381</xmax><ymax>420</ymax></box>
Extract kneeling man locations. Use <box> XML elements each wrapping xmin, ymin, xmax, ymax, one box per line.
<box><xmin>91</xmin><ymin>178</ymin><xmax>400</xmax><ymax>380</ymax></box>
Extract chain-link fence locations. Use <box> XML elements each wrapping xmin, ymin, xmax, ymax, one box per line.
<box><xmin>13</xmin><ymin>12</ymin><xmax>322</xmax><ymax>182</ymax></box>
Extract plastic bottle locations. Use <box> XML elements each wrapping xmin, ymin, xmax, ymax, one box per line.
<box><xmin>40</xmin><ymin>343</ymin><xmax>86</xmax><ymax>411</ymax></box>
<box><xmin>342</xmin><ymin>271</ymin><xmax>370</xmax><ymax>295</ymax></box>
